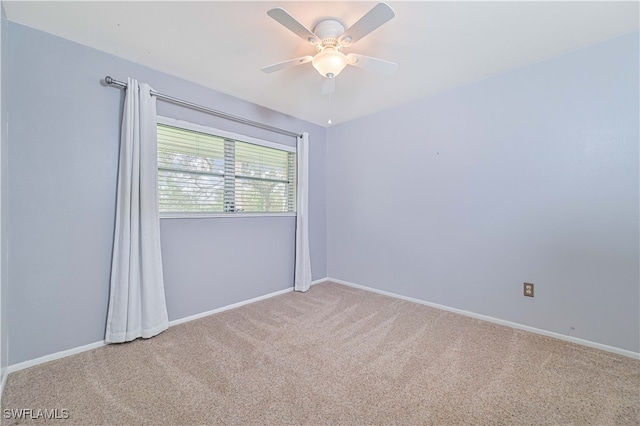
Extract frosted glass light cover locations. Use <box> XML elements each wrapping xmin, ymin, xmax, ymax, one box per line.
<box><xmin>312</xmin><ymin>48</ymin><xmax>347</xmax><ymax>77</ymax></box>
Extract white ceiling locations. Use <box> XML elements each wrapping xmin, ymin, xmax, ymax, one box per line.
<box><xmin>4</xmin><ymin>1</ymin><xmax>639</xmax><ymax>127</ymax></box>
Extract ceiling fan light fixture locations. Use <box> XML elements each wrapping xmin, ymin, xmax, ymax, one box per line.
<box><xmin>312</xmin><ymin>47</ymin><xmax>347</xmax><ymax>78</ymax></box>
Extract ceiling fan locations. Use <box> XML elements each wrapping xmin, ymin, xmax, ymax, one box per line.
<box><xmin>261</xmin><ymin>2</ymin><xmax>398</xmax><ymax>94</ymax></box>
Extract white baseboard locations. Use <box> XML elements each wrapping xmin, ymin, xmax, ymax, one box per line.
<box><xmin>7</xmin><ymin>340</ymin><xmax>107</xmax><ymax>375</ymax></box>
<box><xmin>327</xmin><ymin>277</ymin><xmax>640</xmax><ymax>360</ymax></box>
<box><xmin>168</xmin><ymin>287</ymin><xmax>293</xmax><ymax>327</ymax></box>
<box><xmin>0</xmin><ymin>367</ymin><xmax>7</xmax><ymax>400</ymax></box>
<box><xmin>6</xmin><ymin>286</ymin><xmax>297</xmax><ymax>375</ymax></box>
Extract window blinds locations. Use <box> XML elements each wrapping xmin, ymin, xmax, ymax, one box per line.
<box><xmin>157</xmin><ymin>123</ymin><xmax>296</xmax><ymax>214</ymax></box>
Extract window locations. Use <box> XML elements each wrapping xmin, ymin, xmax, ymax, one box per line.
<box><xmin>157</xmin><ymin>119</ymin><xmax>296</xmax><ymax>216</ymax></box>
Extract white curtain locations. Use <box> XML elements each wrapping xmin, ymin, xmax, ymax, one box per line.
<box><xmin>105</xmin><ymin>78</ymin><xmax>169</xmax><ymax>343</ymax></box>
<box><xmin>294</xmin><ymin>132</ymin><xmax>312</xmax><ymax>292</ymax></box>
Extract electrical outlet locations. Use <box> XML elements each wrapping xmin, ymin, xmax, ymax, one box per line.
<box><xmin>524</xmin><ymin>283</ymin><xmax>534</xmax><ymax>297</ymax></box>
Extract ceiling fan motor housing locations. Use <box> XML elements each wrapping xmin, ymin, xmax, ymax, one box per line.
<box><xmin>313</xmin><ymin>19</ymin><xmax>346</xmax><ymax>49</ymax></box>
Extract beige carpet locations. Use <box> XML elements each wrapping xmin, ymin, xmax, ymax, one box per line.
<box><xmin>2</xmin><ymin>282</ymin><xmax>639</xmax><ymax>425</ymax></box>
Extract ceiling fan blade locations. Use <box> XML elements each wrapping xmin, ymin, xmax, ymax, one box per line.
<box><xmin>322</xmin><ymin>77</ymin><xmax>335</xmax><ymax>95</ymax></box>
<box><xmin>338</xmin><ymin>3</ymin><xmax>395</xmax><ymax>47</ymax></box>
<box><xmin>261</xmin><ymin>56</ymin><xmax>313</xmax><ymax>73</ymax></box>
<box><xmin>267</xmin><ymin>8</ymin><xmax>320</xmax><ymax>45</ymax></box>
<box><xmin>346</xmin><ymin>53</ymin><xmax>398</xmax><ymax>75</ymax></box>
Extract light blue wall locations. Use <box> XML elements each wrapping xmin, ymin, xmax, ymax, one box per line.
<box><xmin>0</xmin><ymin>2</ymin><xmax>8</xmax><ymax>379</ymax></box>
<box><xmin>6</xmin><ymin>22</ymin><xmax>327</xmax><ymax>364</ymax></box>
<box><xmin>327</xmin><ymin>31</ymin><xmax>639</xmax><ymax>353</ymax></box>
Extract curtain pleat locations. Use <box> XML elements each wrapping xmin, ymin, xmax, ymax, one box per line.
<box><xmin>105</xmin><ymin>78</ymin><xmax>169</xmax><ymax>343</ymax></box>
<box><xmin>294</xmin><ymin>132</ymin><xmax>312</xmax><ymax>292</ymax></box>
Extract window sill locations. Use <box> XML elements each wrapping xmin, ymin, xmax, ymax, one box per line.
<box><xmin>160</xmin><ymin>212</ymin><xmax>296</xmax><ymax>220</ymax></box>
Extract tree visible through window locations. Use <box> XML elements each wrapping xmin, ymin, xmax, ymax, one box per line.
<box><xmin>157</xmin><ymin>123</ymin><xmax>296</xmax><ymax>214</ymax></box>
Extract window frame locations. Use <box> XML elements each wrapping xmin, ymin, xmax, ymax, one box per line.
<box><xmin>157</xmin><ymin>116</ymin><xmax>297</xmax><ymax>219</ymax></box>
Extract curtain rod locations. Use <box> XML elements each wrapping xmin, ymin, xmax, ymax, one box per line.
<box><xmin>103</xmin><ymin>76</ymin><xmax>302</xmax><ymax>138</ymax></box>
